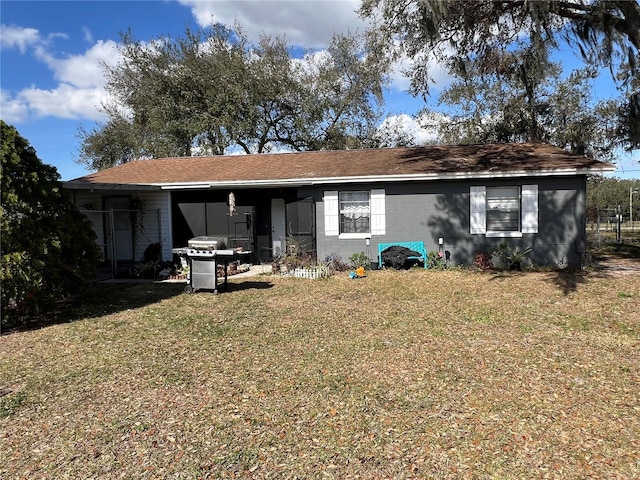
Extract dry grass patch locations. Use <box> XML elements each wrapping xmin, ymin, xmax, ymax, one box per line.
<box><xmin>1</xmin><ymin>269</ymin><xmax>639</xmax><ymax>479</ymax></box>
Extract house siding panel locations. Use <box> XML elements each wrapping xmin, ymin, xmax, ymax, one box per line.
<box><xmin>314</xmin><ymin>176</ymin><xmax>587</xmax><ymax>267</ymax></box>
<box><xmin>68</xmin><ymin>172</ymin><xmax>590</xmax><ymax>268</ymax></box>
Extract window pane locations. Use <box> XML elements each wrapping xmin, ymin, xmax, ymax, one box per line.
<box><xmin>340</xmin><ymin>191</ymin><xmax>370</xmax><ymax>233</ymax></box>
<box><xmin>486</xmin><ymin>187</ymin><xmax>520</xmax><ymax>231</ymax></box>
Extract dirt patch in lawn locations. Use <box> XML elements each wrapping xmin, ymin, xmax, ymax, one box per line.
<box><xmin>593</xmin><ymin>252</ymin><xmax>640</xmax><ymax>276</ymax></box>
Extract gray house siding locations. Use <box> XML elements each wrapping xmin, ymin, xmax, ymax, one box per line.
<box><xmin>534</xmin><ymin>176</ymin><xmax>587</xmax><ymax>266</ymax></box>
<box><xmin>69</xmin><ymin>175</ymin><xmax>588</xmax><ymax>268</ymax></box>
<box><xmin>313</xmin><ymin>176</ymin><xmax>587</xmax><ymax>267</ymax></box>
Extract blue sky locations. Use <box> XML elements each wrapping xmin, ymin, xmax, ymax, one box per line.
<box><xmin>1</xmin><ymin>0</ymin><xmax>638</xmax><ymax>181</ymax></box>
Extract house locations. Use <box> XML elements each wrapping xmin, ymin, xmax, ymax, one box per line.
<box><xmin>63</xmin><ymin>143</ymin><xmax>614</xmax><ymax>272</ymax></box>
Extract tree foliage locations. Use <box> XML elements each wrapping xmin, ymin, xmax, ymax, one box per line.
<box><xmin>587</xmin><ymin>175</ymin><xmax>640</xmax><ymax>220</ymax></box>
<box><xmin>78</xmin><ymin>25</ymin><xmax>388</xmax><ymax>170</ymax></box>
<box><xmin>420</xmin><ymin>48</ymin><xmax>619</xmax><ymax>161</ymax></box>
<box><xmin>360</xmin><ymin>0</ymin><xmax>640</xmax><ymax>149</ymax></box>
<box><xmin>374</xmin><ymin>114</ymin><xmax>417</xmax><ymax>147</ymax></box>
<box><xmin>1</xmin><ymin>121</ymin><xmax>99</xmax><ymax>326</ymax></box>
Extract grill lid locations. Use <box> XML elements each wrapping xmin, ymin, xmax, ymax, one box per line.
<box><xmin>188</xmin><ymin>236</ymin><xmax>219</xmax><ymax>250</ymax></box>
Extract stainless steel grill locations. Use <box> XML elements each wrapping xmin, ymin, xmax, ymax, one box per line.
<box><xmin>173</xmin><ymin>236</ymin><xmax>249</xmax><ymax>294</ymax></box>
<box><xmin>188</xmin><ymin>235</ymin><xmax>222</xmax><ymax>250</ymax></box>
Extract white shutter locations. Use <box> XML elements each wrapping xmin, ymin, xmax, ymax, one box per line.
<box><xmin>323</xmin><ymin>191</ymin><xmax>339</xmax><ymax>236</ymax></box>
<box><xmin>470</xmin><ymin>186</ymin><xmax>486</xmax><ymax>234</ymax></box>
<box><xmin>370</xmin><ymin>189</ymin><xmax>386</xmax><ymax>235</ymax></box>
<box><xmin>521</xmin><ymin>184</ymin><xmax>538</xmax><ymax>233</ymax></box>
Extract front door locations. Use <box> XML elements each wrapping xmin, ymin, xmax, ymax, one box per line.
<box><xmin>271</xmin><ymin>198</ymin><xmax>286</xmax><ymax>258</ymax></box>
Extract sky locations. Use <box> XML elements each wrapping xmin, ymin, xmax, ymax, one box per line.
<box><xmin>1</xmin><ymin>0</ymin><xmax>638</xmax><ymax>181</ymax></box>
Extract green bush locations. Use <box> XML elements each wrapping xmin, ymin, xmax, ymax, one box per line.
<box><xmin>348</xmin><ymin>251</ymin><xmax>371</xmax><ymax>269</ymax></box>
<box><xmin>1</xmin><ymin>121</ymin><xmax>100</xmax><ymax>327</ymax></box>
<box><xmin>491</xmin><ymin>240</ymin><xmax>532</xmax><ymax>270</ymax></box>
<box><xmin>427</xmin><ymin>251</ymin><xmax>447</xmax><ymax>270</ymax></box>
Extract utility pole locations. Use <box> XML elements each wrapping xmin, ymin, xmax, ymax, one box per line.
<box><xmin>632</xmin><ymin>187</ymin><xmax>640</xmax><ymax>232</ymax></box>
<box><xmin>617</xmin><ymin>204</ymin><xmax>622</xmax><ymax>246</ymax></box>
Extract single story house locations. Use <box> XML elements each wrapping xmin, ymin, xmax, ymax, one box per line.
<box><xmin>63</xmin><ymin>143</ymin><xmax>614</xmax><ymax>271</ymax></box>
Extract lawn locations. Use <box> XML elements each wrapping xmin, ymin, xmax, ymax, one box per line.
<box><xmin>1</xmin><ymin>267</ymin><xmax>639</xmax><ymax>479</ymax></box>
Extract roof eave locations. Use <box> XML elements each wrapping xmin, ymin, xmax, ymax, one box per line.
<box><xmin>63</xmin><ymin>181</ymin><xmax>162</xmax><ymax>191</ymax></box>
<box><xmin>63</xmin><ymin>165</ymin><xmax>615</xmax><ymax>191</ymax></box>
<box><xmin>155</xmin><ymin>166</ymin><xmax>615</xmax><ymax>189</ymax></box>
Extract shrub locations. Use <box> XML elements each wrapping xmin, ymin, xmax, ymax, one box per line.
<box><xmin>1</xmin><ymin>121</ymin><xmax>99</xmax><ymax>328</ymax></box>
<box><xmin>323</xmin><ymin>254</ymin><xmax>349</xmax><ymax>272</ymax></box>
<box><xmin>491</xmin><ymin>240</ymin><xmax>532</xmax><ymax>270</ymax></box>
<box><xmin>473</xmin><ymin>251</ymin><xmax>493</xmax><ymax>270</ymax></box>
<box><xmin>348</xmin><ymin>251</ymin><xmax>371</xmax><ymax>269</ymax></box>
<box><xmin>427</xmin><ymin>251</ymin><xmax>447</xmax><ymax>270</ymax></box>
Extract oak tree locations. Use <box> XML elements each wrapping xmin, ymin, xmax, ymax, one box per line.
<box><xmin>78</xmin><ymin>25</ymin><xmax>388</xmax><ymax>170</ymax></box>
<box><xmin>360</xmin><ymin>0</ymin><xmax>640</xmax><ymax>149</ymax></box>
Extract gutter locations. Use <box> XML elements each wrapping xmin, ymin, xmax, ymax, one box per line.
<box><xmin>63</xmin><ymin>165</ymin><xmax>616</xmax><ymax>191</ymax></box>
<box><xmin>153</xmin><ymin>166</ymin><xmax>616</xmax><ymax>190</ymax></box>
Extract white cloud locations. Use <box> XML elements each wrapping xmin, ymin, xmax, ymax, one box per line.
<box><xmin>607</xmin><ymin>150</ymin><xmax>640</xmax><ymax>179</ymax></box>
<box><xmin>0</xmin><ymin>89</ymin><xmax>30</xmax><ymax>123</ymax></box>
<box><xmin>377</xmin><ymin>113</ymin><xmax>442</xmax><ymax>146</ymax></box>
<box><xmin>16</xmin><ymin>83</ymin><xmax>108</xmax><ymax>121</ymax></box>
<box><xmin>47</xmin><ymin>32</ymin><xmax>69</xmax><ymax>42</ymax></box>
<box><xmin>36</xmin><ymin>40</ymin><xmax>120</xmax><ymax>89</ymax></box>
<box><xmin>83</xmin><ymin>27</ymin><xmax>94</xmax><ymax>44</ymax></box>
<box><xmin>0</xmin><ymin>24</ymin><xmax>41</xmax><ymax>53</ymax></box>
<box><xmin>178</xmin><ymin>0</ymin><xmax>364</xmax><ymax>47</ymax></box>
<box><xmin>388</xmin><ymin>46</ymin><xmax>453</xmax><ymax>95</ymax></box>
<box><xmin>1</xmin><ymin>39</ymin><xmax>120</xmax><ymax>122</ymax></box>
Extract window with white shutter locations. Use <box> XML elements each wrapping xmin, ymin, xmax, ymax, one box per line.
<box><xmin>324</xmin><ymin>189</ymin><xmax>385</xmax><ymax>238</ymax></box>
<box><xmin>487</xmin><ymin>186</ymin><xmax>520</xmax><ymax>232</ymax></box>
<box><xmin>470</xmin><ymin>184</ymin><xmax>538</xmax><ymax>237</ymax></box>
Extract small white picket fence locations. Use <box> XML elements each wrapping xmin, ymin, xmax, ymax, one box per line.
<box><xmin>290</xmin><ymin>266</ymin><xmax>331</xmax><ymax>280</ymax></box>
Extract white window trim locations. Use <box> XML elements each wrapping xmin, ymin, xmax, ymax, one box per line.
<box><xmin>486</xmin><ymin>231</ymin><xmax>523</xmax><ymax>238</ymax></box>
<box><xmin>324</xmin><ymin>189</ymin><xmax>385</xmax><ymax>237</ymax></box>
<box><xmin>471</xmin><ymin>184</ymin><xmax>538</xmax><ymax>236</ymax></box>
<box><xmin>339</xmin><ymin>232</ymin><xmax>372</xmax><ymax>240</ymax></box>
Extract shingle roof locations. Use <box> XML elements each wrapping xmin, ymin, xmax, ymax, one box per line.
<box><xmin>65</xmin><ymin>143</ymin><xmax>615</xmax><ymax>189</ymax></box>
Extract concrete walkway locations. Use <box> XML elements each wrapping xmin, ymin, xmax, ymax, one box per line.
<box><xmin>227</xmin><ymin>263</ymin><xmax>272</xmax><ymax>278</ymax></box>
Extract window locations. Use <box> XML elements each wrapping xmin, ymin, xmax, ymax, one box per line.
<box><xmin>324</xmin><ymin>189</ymin><xmax>385</xmax><ymax>238</ymax></box>
<box><xmin>340</xmin><ymin>191</ymin><xmax>370</xmax><ymax>234</ymax></box>
<box><xmin>487</xmin><ymin>186</ymin><xmax>520</xmax><ymax>232</ymax></box>
<box><xmin>470</xmin><ymin>185</ymin><xmax>538</xmax><ymax>236</ymax></box>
